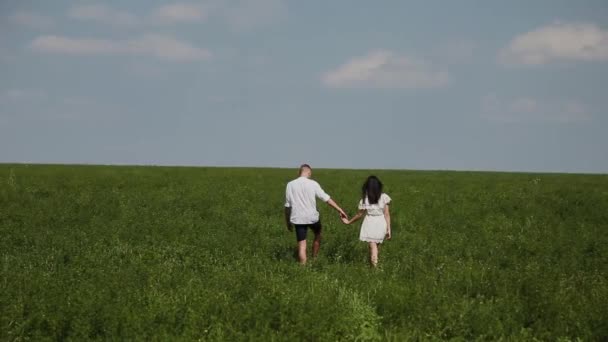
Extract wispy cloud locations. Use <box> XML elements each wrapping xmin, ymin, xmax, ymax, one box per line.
<box><xmin>68</xmin><ymin>3</ymin><xmax>206</xmax><ymax>27</ymax></box>
<box><xmin>65</xmin><ymin>1</ymin><xmax>284</xmax><ymax>29</ymax></box>
<box><xmin>322</xmin><ymin>50</ymin><xmax>449</xmax><ymax>89</ymax></box>
<box><xmin>30</xmin><ymin>34</ymin><xmax>211</xmax><ymax>62</ymax></box>
<box><xmin>68</xmin><ymin>4</ymin><xmax>139</xmax><ymax>27</ymax></box>
<box><xmin>0</xmin><ymin>89</ymin><xmax>48</xmax><ymax>104</ymax></box>
<box><xmin>222</xmin><ymin>0</ymin><xmax>286</xmax><ymax>31</ymax></box>
<box><xmin>499</xmin><ymin>22</ymin><xmax>608</xmax><ymax>65</ymax></box>
<box><xmin>8</xmin><ymin>11</ymin><xmax>55</xmax><ymax>30</ymax></box>
<box><xmin>481</xmin><ymin>94</ymin><xmax>591</xmax><ymax>123</ymax></box>
<box><xmin>151</xmin><ymin>3</ymin><xmax>208</xmax><ymax>24</ymax></box>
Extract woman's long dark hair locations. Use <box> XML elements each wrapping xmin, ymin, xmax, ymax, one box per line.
<box><xmin>362</xmin><ymin>175</ymin><xmax>383</xmax><ymax>205</ymax></box>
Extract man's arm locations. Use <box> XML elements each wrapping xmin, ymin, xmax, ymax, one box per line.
<box><xmin>284</xmin><ymin>207</ymin><xmax>293</xmax><ymax>231</ymax></box>
<box><xmin>326</xmin><ymin>198</ymin><xmax>347</xmax><ymax>218</ymax></box>
<box><xmin>315</xmin><ymin>182</ymin><xmax>347</xmax><ymax>218</ymax></box>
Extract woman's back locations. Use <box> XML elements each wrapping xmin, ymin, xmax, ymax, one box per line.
<box><xmin>358</xmin><ymin>193</ymin><xmax>391</xmax><ymax>216</ymax></box>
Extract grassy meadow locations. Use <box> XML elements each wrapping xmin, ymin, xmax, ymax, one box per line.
<box><xmin>1</xmin><ymin>164</ymin><xmax>607</xmax><ymax>340</ymax></box>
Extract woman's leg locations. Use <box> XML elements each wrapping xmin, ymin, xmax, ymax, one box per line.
<box><xmin>368</xmin><ymin>242</ymin><xmax>378</xmax><ymax>267</ymax></box>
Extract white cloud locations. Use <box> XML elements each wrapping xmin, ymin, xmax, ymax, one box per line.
<box><xmin>481</xmin><ymin>94</ymin><xmax>591</xmax><ymax>123</ymax></box>
<box><xmin>152</xmin><ymin>3</ymin><xmax>207</xmax><ymax>24</ymax></box>
<box><xmin>222</xmin><ymin>0</ymin><xmax>286</xmax><ymax>31</ymax></box>
<box><xmin>0</xmin><ymin>89</ymin><xmax>47</xmax><ymax>104</ymax></box>
<box><xmin>30</xmin><ymin>34</ymin><xmax>211</xmax><ymax>62</ymax></box>
<box><xmin>68</xmin><ymin>4</ymin><xmax>139</xmax><ymax>27</ymax></box>
<box><xmin>499</xmin><ymin>22</ymin><xmax>608</xmax><ymax>65</ymax></box>
<box><xmin>31</xmin><ymin>36</ymin><xmax>118</xmax><ymax>55</ymax></box>
<box><xmin>322</xmin><ymin>50</ymin><xmax>449</xmax><ymax>89</ymax></box>
<box><xmin>129</xmin><ymin>34</ymin><xmax>211</xmax><ymax>61</ymax></box>
<box><xmin>65</xmin><ymin>1</ymin><xmax>285</xmax><ymax>29</ymax></box>
<box><xmin>8</xmin><ymin>11</ymin><xmax>55</xmax><ymax>29</ymax></box>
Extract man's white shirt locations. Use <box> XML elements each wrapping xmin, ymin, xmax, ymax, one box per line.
<box><xmin>284</xmin><ymin>176</ymin><xmax>331</xmax><ymax>225</ymax></box>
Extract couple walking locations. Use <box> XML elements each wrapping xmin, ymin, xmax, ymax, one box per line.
<box><xmin>284</xmin><ymin>164</ymin><xmax>392</xmax><ymax>266</ymax></box>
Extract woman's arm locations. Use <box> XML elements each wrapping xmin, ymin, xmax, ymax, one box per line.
<box><xmin>384</xmin><ymin>204</ymin><xmax>391</xmax><ymax>239</ymax></box>
<box><xmin>342</xmin><ymin>209</ymin><xmax>365</xmax><ymax>224</ymax></box>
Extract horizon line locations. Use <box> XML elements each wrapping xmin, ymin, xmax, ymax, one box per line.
<box><xmin>1</xmin><ymin>161</ymin><xmax>606</xmax><ymax>176</ymax></box>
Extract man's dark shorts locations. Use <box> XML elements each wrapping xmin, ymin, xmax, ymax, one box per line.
<box><xmin>294</xmin><ymin>221</ymin><xmax>322</xmax><ymax>242</ymax></box>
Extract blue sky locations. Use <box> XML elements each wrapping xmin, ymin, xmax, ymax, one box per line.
<box><xmin>1</xmin><ymin>0</ymin><xmax>607</xmax><ymax>173</ymax></box>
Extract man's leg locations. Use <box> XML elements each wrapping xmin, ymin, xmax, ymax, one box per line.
<box><xmin>298</xmin><ymin>240</ymin><xmax>307</xmax><ymax>264</ymax></box>
<box><xmin>312</xmin><ymin>221</ymin><xmax>322</xmax><ymax>258</ymax></box>
<box><xmin>295</xmin><ymin>225</ymin><xmax>308</xmax><ymax>264</ymax></box>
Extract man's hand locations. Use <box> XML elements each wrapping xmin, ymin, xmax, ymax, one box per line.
<box><xmin>286</xmin><ymin>223</ymin><xmax>293</xmax><ymax>232</ymax></box>
<box><xmin>340</xmin><ymin>216</ymin><xmax>350</xmax><ymax>224</ymax></box>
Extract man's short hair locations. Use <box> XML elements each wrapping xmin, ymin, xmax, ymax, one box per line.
<box><xmin>299</xmin><ymin>164</ymin><xmax>311</xmax><ymax>175</ymax></box>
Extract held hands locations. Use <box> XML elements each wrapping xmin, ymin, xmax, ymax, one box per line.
<box><xmin>339</xmin><ymin>210</ymin><xmax>350</xmax><ymax>224</ymax></box>
<box><xmin>338</xmin><ymin>209</ymin><xmax>350</xmax><ymax>225</ymax></box>
<box><xmin>340</xmin><ymin>215</ymin><xmax>350</xmax><ymax>224</ymax></box>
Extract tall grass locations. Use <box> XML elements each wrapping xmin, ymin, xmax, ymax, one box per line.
<box><xmin>1</xmin><ymin>164</ymin><xmax>606</xmax><ymax>340</ymax></box>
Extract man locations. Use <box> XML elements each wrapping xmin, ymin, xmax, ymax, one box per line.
<box><xmin>284</xmin><ymin>164</ymin><xmax>347</xmax><ymax>264</ymax></box>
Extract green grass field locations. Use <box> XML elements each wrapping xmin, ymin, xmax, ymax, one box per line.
<box><xmin>1</xmin><ymin>164</ymin><xmax>607</xmax><ymax>340</ymax></box>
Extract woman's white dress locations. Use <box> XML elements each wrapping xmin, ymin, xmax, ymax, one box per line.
<box><xmin>358</xmin><ymin>193</ymin><xmax>391</xmax><ymax>243</ymax></box>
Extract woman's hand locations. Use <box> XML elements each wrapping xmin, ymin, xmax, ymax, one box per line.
<box><xmin>386</xmin><ymin>229</ymin><xmax>392</xmax><ymax>240</ymax></box>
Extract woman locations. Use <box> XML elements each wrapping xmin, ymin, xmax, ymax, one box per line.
<box><xmin>341</xmin><ymin>175</ymin><xmax>391</xmax><ymax>267</ymax></box>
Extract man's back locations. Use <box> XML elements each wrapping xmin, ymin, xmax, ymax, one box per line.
<box><xmin>285</xmin><ymin>177</ymin><xmax>330</xmax><ymax>224</ymax></box>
